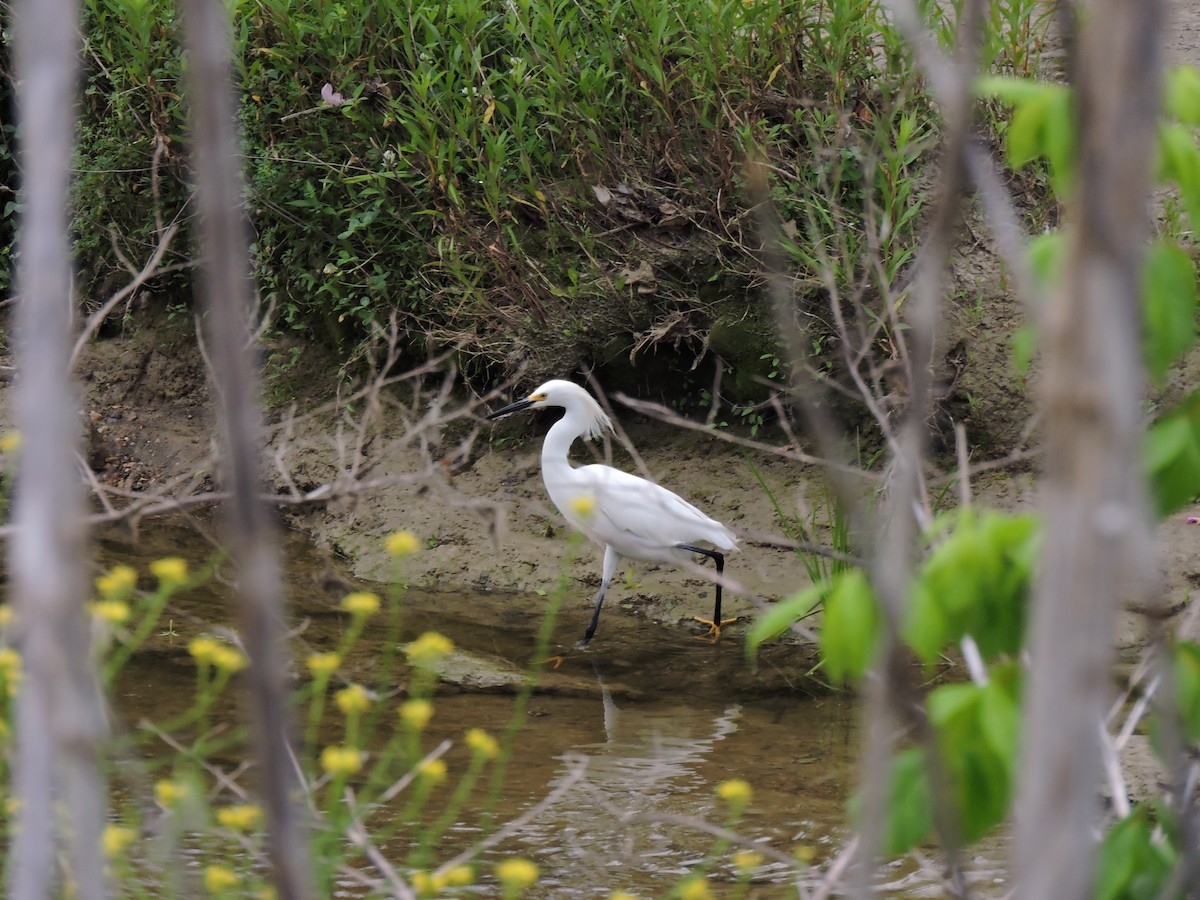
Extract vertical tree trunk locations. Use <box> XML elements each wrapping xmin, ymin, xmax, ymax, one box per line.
<box><xmin>1013</xmin><ymin>2</ymin><xmax>1162</xmax><ymax>896</ymax></box>
<box><xmin>7</xmin><ymin>0</ymin><xmax>108</xmax><ymax>898</ymax></box>
<box><xmin>179</xmin><ymin>1</ymin><xmax>313</xmax><ymax>896</ymax></box>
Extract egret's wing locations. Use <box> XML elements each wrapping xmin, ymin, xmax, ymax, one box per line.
<box><xmin>577</xmin><ymin>465</ymin><xmax>734</xmax><ymax>553</ymax></box>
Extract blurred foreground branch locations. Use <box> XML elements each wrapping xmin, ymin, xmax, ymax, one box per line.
<box><xmin>7</xmin><ymin>0</ymin><xmax>108</xmax><ymax>897</ymax></box>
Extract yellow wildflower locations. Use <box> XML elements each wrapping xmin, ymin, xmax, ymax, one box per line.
<box><xmin>188</xmin><ymin>636</ymin><xmax>221</xmax><ymax>665</ymax></box>
<box><xmin>95</xmin><ymin>564</ymin><xmax>137</xmax><ymax>601</ymax></box>
<box><xmin>0</xmin><ymin>605</ymin><xmax>13</xmax><ymax>627</ymax></box>
<box><xmin>0</xmin><ymin>647</ymin><xmax>22</xmax><ymax>683</ymax></box>
<box><xmin>203</xmin><ymin>864</ymin><xmax>239</xmax><ymax>892</ymax></box>
<box><xmin>89</xmin><ymin>600</ymin><xmax>131</xmax><ymax>624</ymax></box>
<box><xmin>335</xmin><ymin>684</ymin><xmax>371</xmax><ymax>716</ymax></box>
<box><xmin>398</xmin><ymin>698</ymin><xmax>433</xmax><ymax>730</ymax></box>
<box><xmin>307</xmin><ymin>652</ymin><xmax>340</xmax><ymax>678</ymax></box>
<box><xmin>793</xmin><ymin>843</ymin><xmax>817</xmax><ymax>863</ymax></box>
<box><xmin>102</xmin><ymin>824</ymin><xmax>136</xmax><ymax>857</ymax></box>
<box><xmin>443</xmin><ymin>865</ymin><xmax>474</xmax><ymax>886</ymax></box>
<box><xmin>411</xmin><ymin>871</ymin><xmax>434</xmax><ymax>896</ymax></box>
<box><xmin>495</xmin><ymin>858</ymin><xmax>539</xmax><ymax>891</ymax></box>
<box><xmin>385</xmin><ymin>530</ymin><xmax>421</xmax><ymax>557</ymax></box>
<box><xmin>340</xmin><ymin>591</ymin><xmax>380</xmax><ymax>618</ymax></box>
<box><xmin>319</xmin><ymin>745</ymin><xmax>363</xmax><ymax>776</ymax></box>
<box><xmin>154</xmin><ymin>779</ymin><xmax>186</xmax><ymax>807</ymax></box>
<box><xmin>732</xmin><ymin>849</ymin><xmax>764</xmax><ymax>871</ymax></box>
<box><xmin>716</xmin><ymin>777</ymin><xmax>752</xmax><ymax>808</ymax></box>
<box><xmin>418</xmin><ymin>758</ymin><xmax>447</xmax><ymax>785</ymax></box>
<box><xmin>569</xmin><ymin>494</ymin><xmax>597</xmax><ymax>518</ymax></box>
<box><xmin>405</xmin><ymin>631</ymin><xmax>453</xmax><ymax>668</ymax></box>
<box><xmin>679</xmin><ymin>877</ymin><xmax>712</xmax><ymax>900</ymax></box>
<box><xmin>0</xmin><ymin>431</ymin><xmax>21</xmax><ymax>454</ymax></box>
<box><xmin>465</xmin><ymin>727</ymin><xmax>499</xmax><ymax>759</ymax></box>
<box><xmin>211</xmin><ymin>645</ymin><xmax>247</xmax><ymax>674</ymax></box>
<box><xmin>216</xmin><ymin>804</ymin><xmax>263</xmax><ymax>832</ymax></box>
<box><xmin>149</xmin><ymin>557</ymin><xmax>188</xmax><ymax>588</ymax></box>
<box><xmin>610</xmin><ymin>893</ymin><xmax>639</xmax><ymax>900</ymax></box>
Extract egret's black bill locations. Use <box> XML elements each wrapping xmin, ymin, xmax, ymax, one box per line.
<box><xmin>486</xmin><ymin>397</ymin><xmax>535</xmax><ymax>420</ymax></box>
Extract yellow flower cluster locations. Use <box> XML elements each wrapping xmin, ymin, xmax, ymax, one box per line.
<box><xmin>732</xmin><ymin>849</ymin><xmax>764</xmax><ymax>871</ymax></box>
<box><xmin>340</xmin><ymin>591</ymin><xmax>380</xmax><ymax>618</ymax></box>
<box><xmin>465</xmin><ymin>728</ymin><xmax>499</xmax><ymax>759</ymax></box>
<box><xmin>398</xmin><ymin>698</ymin><xmax>433</xmax><ymax>730</ymax></box>
<box><xmin>0</xmin><ymin>431</ymin><xmax>21</xmax><ymax>454</ymax></box>
<box><xmin>216</xmin><ymin>803</ymin><xmax>263</xmax><ymax>832</ymax></box>
<box><xmin>203</xmin><ymin>865</ymin><xmax>239</xmax><ymax>892</ymax></box>
<box><xmin>610</xmin><ymin>893</ymin><xmax>640</xmax><ymax>900</ymax></box>
<box><xmin>418</xmin><ymin>758</ymin><xmax>447</xmax><ymax>785</ymax></box>
<box><xmin>306</xmin><ymin>652</ymin><xmax>340</xmax><ymax>678</ymax></box>
<box><xmin>385</xmin><ymin>529</ymin><xmax>421</xmax><ymax>557</ymax></box>
<box><xmin>90</xmin><ymin>600</ymin><xmax>131</xmax><ymax>624</ymax></box>
<box><xmin>716</xmin><ymin>777</ymin><xmax>752</xmax><ymax>807</ymax></box>
<box><xmin>102</xmin><ymin>824</ymin><xmax>136</xmax><ymax>857</ymax></box>
<box><xmin>335</xmin><ymin>684</ymin><xmax>371</xmax><ymax>716</ymax></box>
<box><xmin>149</xmin><ymin>556</ymin><xmax>188</xmax><ymax>587</ymax></box>
<box><xmin>412</xmin><ymin>865</ymin><xmax>474</xmax><ymax>895</ymax></box>
<box><xmin>679</xmin><ymin>877</ymin><xmax>712</xmax><ymax>900</ymax></box>
<box><xmin>188</xmin><ymin>637</ymin><xmax>247</xmax><ymax>673</ymax></box>
<box><xmin>155</xmin><ymin>779</ymin><xmax>187</xmax><ymax>808</ymax></box>
<box><xmin>320</xmin><ymin>745</ymin><xmax>363</xmax><ymax>776</ymax></box>
<box><xmin>405</xmin><ymin>631</ymin><xmax>453</xmax><ymax>668</ymax></box>
<box><xmin>0</xmin><ymin>605</ymin><xmax>14</xmax><ymax>627</ymax></box>
<box><xmin>0</xmin><ymin>647</ymin><xmax>22</xmax><ymax>694</ymax></box>
<box><xmin>95</xmin><ymin>564</ymin><xmax>137</xmax><ymax>601</ymax></box>
<box><xmin>495</xmin><ymin>858</ymin><xmax>539</xmax><ymax>890</ymax></box>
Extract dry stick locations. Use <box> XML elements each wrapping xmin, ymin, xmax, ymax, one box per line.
<box><xmin>7</xmin><ymin>0</ymin><xmax>109</xmax><ymax>897</ymax></box>
<box><xmin>845</xmin><ymin>0</ymin><xmax>988</xmax><ymax>893</ymax></box>
<box><xmin>70</xmin><ymin>223</ymin><xmax>181</xmax><ymax>367</ymax></box>
<box><xmin>433</xmin><ymin>759</ymin><xmax>592</xmax><ymax>875</ymax></box>
<box><xmin>178</xmin><ymin>0</ymin><xmax>313</xmax><ymax>896</ymax></box>
<box><xmin>1011</xmin><ymin>0</ymin><xmax>1163</xmax><ymax>896</ymax></box>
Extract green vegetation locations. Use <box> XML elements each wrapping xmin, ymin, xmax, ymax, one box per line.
<box><xmin>3</xmin><ymin>0</ymin><xmax>983</xmax><ymax>393</ymax></box>
<box><xmin>747</xmin><ymin>62</ymin><xmax>1200</xmax><ymax>897</ymax></box>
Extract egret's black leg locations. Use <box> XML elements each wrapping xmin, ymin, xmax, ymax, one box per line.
<box><xmin>579</xmin><ymin>545</ymin><xmax>621</xmax><ymax>647</ymax></box>
<box><xmin>678</xmin><ymin>544</ymin><xmax>735</xmax><ymax>641</ymax></box>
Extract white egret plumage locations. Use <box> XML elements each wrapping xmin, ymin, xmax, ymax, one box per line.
<box><xmin>486</xmin><ymin>379</ymin><xmax>738</xmax><ymax>646</ymax></box>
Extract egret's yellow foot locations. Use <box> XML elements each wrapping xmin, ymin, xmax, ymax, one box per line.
<box><xmin>542</xmin><ymin>655</ymin><xmax>568</xmax><ymax>669</ymax></box>
<box><xmin>693</xmin><ymin>616</ymin><xmax>739</xmax><ymax>643</ymax></box>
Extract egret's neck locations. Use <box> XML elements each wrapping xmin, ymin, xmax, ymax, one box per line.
<box><xmin>541</xmin><ymin>408</ymin><xmax>585</xmax><ymax>476</ymax></box>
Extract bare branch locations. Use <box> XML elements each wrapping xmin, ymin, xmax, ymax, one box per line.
<box><xmin>7</xmin><ymin>0</ymin><xmax>108</xmax><ymax>897</ymax></box>
<box><xmin>1013</xmin><ymin>0</ymin><xmax>1163</xmax><ymax>895</ymax></box>
<box><xmin>179</xmin><ymin>0</ymin><xmax>313</xmax><ymax>894</ymax></box>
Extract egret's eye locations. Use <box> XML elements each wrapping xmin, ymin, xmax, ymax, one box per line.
<box><xmin>530</xmin><ymin>393</ymin><xmax>547</xmax><ymax>402</ymax></box>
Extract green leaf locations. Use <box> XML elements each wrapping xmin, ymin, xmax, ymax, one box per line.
<box><xmin>1142</xmin><ymin>240</ymin><xmax>1198</xmax><ymax>383</ymax></box>
<box><xmin>819</xmin><ymin>569</ymin><xmax>879</xmax><ymax>684</ymax></box>
<box><xmin>1144</xmin><ymin>413</ymin><xmax>1200</xmax><ymax>516</ymax></box>
<box><xmin>975</xmin><ymin>75</ymin><xmax>1053</xmax><ymax>107</ymax></box>
<box><xmin>746</xmin><ymin>581</ymin><xmax>827</xmax><ymax>660</ymax></box>
<box><xmin>1157</xmin><ymin>123</ymin><xmax>1200</xmax><ymax>232</ymax></box>
<box><xmin>1005</xmin><ymin>87</ymin><xmax>1055</xmax><ymax>170</ymax></box>
<box><xmin>1028</xmin><ymin>230</ymin><xmax>1066</xmax><ymax>287</ymax></box>
<box><xmin>881</xmin><ymin>748</ymin><xmax>934</xmax><ymax>855</ymax></box>
<box><xmin>902</xmin><ymin>581</ymin><xmax>948</xmax><ymax>664</ymax></box>
<box><xmin>1165</xmin><ymin>65</ymin><xmax>1200</xmax><ymax>126</ymax></box>
<box><xmin>1011</xmin><ymin>323</ymin><xmax>1037</xmax><ymax>375</ymax></box>
<box><xmin>1173</xmin><ymin>642</ymin><xmax>1200</xmax><ymax>743</ymax></box>
<box><xmin>1096</xmin><ymin>805</ymin><xmax>1174</xmax><ymax>900</ymax></box>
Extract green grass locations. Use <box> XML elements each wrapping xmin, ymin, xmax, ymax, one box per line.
<box><xmin>0</xmin><ymin>0</ymin><xmax>1049</xmax><ymax>397</ymax></box>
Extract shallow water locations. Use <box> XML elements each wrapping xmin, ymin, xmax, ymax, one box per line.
<box><xmin>86</xmin><ymin>519</ymin><xmax>1003</xmax><ymax>897</ymax></box>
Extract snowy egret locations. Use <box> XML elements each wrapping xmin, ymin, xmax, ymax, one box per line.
<box><xmin>486</xmin><ymin>379</ymin><xmax>738</xmax><ymax>646</ymax></box>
